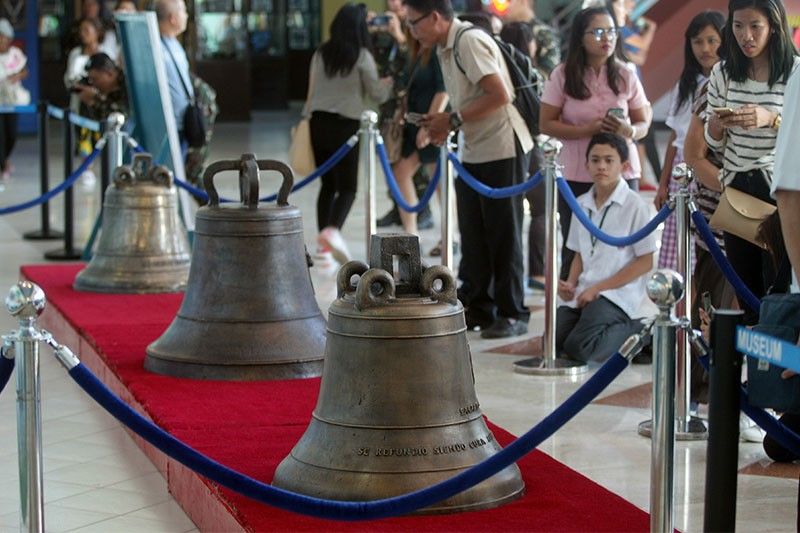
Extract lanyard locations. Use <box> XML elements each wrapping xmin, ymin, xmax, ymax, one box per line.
<box><xmin>589</xmin><ymin>204</ymin><xmax>612</xmax><ymax>257</ymax></box>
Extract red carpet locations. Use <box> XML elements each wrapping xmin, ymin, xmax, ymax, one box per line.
<box><xmin>23</xmin><ymin>264</ymin><xmax>649</xmax><ymax>532</ymax></box>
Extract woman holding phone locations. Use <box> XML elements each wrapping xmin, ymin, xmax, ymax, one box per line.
<box><xmin>704</xmin><ymin>0</ymin><xmax>798</xmax><ymax>323</ymax></box>
<box><xmin>540</xmin><ymin>6</ymin><xmax>652</xmax><ymax>279</ymax></box>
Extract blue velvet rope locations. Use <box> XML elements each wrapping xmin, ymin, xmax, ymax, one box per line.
<box><xmin>0</xmin><ymin>147</ymin><xmax>102</xmax><ymax>216</ymax></box>
<box><xmin>697</xmin><ymin>354</ymin><xmax>800</xmax><ymax>457</ymax></box>
<box><xmin>556</xmin><ymin>177</ymin><xmax>673</xmax><ymax>246</ymax></box>
<box><xmin>46</xmin><ymin>105</ymin><xmax>102</xmax><ymax>132</ymax></box>
<box><xmin>447</xmin><ymin>153</ymin><xmax>545</xmax><ymax>199</ymax></box>
<box><xmin>690</xmin><ymin>211</ymin><xmax>761</xmax><ymax>312</ymax></box>
<box><xmin>0</xmin><ymin>104</ymin><xmax>37</xmax><ymax>115</ymax></box>
<box><xmin>376</xmin><ymin>141</ymin><xmax>440</xmax><ymax>214</ymax></box>
<box><xmin>172</xmin><ymin>137</ymin><xmax>357</xmax><ymax>204</ymax></box>
<box><xmin>66</xmin><ymin>352</ymin><xmax>628</xmax><ymax>520</ymax></box>
<box><xmin>0</xmin><ymin>350</ymin><xmax>13</xmax><ymax>396</ymax></box>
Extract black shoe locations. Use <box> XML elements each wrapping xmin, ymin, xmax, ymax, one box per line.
<box><xmin>480</xmin><ymin>318</ymin><xmax>529</xmax><ymax>339</ymax></box>
<box><xmin>417</xmin><ymin>205</ymin><xmax>434</xmax><ymax>230</ymax></box>
<box><xmin>377</xmin><ymin>205</ymin><xmax>401</xmax><ymax>227</ymax></box>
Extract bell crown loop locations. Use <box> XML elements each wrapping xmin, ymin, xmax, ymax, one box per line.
<box><xmin>113</xmin><ymin>152</ymin><xmax>173</xmax><ymax>189</ymax></box>
<box><xmin>202</xmin><ymin>154</ymin><xmax>294</xmax><ymax>208</ymax></box>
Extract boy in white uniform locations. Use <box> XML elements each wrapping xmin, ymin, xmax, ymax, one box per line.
<box><xmin>557</xmin><ymin>132</ymin><xmax>656</xmax><ymax>363</ymax></box>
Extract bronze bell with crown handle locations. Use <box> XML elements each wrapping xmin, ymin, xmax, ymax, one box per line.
<box><xmin>272</xmin><ymin>234</ymin><xmax>524</xmax><ymax>514</ymax></box>
<box><xmin>144</xmin><ymin>154</ymin><xmax>326</xmax><ymax>380</ymax></box>
<box><xmin>74</xmin><ymin>153</ymin><xmax>191</xmax><ymax>293</ymax></box>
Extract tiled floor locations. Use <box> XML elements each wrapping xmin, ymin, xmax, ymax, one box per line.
<box><xmin>0</xmin><ymin>113</ymin><xmax>796</xmax><ymax>532</ymax></box>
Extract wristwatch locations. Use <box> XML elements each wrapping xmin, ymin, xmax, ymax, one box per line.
<box><xmin>449</xmin><ymin>111</ymin><xmax>463</xmax><ymax>130</ymax></box>
<box><xmin>772</xmin><ymin>113</ymin><xmax>782</xmax><ymax>130</ymax></box>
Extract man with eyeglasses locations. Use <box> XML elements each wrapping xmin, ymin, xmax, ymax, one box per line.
<box><xmin>407</xmin><ymin>0</ymin><xmax>534</xmax><ymax>339</ymax></box>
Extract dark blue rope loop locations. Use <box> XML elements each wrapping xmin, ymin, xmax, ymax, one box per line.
<box><xmin>376</xmin><ymin>142</ymin><xmax>440</xmax><ymax>214</ymax></box>
<box><xmin>0</xmin><ymin>350</ymin><xmax>14</xmax><ymax>396</ymax></box>
<box><xmin>447</xmin><ymin>153</ymin><xmax>544</xmax><ymax>199</ymax></box>
<box><xmin>172</xmin><ymin>137</ymin><xmax>357</xmax><ymax>204</ymax></box>
<box><xmin>0</xmin><ymin>147</ymin><xmax>102</xmax><ymax>216</ymax></box>
<box><xmin>697</xmin><ymin>354</ymin><xmax>800</xmax><ymax>457</ymax></box>
<box><xmin>690</xmin><ymin>211</ymin><xmax>761</xmax><ymax>312</ymax></box>
<box><xmin>67</xmin><ymin>352</ymin><xmax>628</xmax><ymax>520</ymax></box>
<box><xmin>556</xmin><ymin>177</ymin><xmax>672</xmax><ymax>247</ymax></box>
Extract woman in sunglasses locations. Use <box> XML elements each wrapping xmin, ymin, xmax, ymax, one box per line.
<box><xmin>540</xmin><ymin>6</ymin><xmax>652</xmax><ymax>279</ymax></box>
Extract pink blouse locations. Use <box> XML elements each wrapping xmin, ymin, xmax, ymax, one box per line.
<box><xmin>541</xmin><ymin>62</ymin><xmax>649</xmax><ymax>183</ymax></box>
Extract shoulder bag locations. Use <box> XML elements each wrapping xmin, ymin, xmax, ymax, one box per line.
<box><xmin>288</xmin><ymin>54</ymin><xmax>318</xmax><ymax>177</ymax></box>
<box><xmin>163</xmin><ymin>39</ymin><xmax>207</xmax><ymax>149</ymax></box>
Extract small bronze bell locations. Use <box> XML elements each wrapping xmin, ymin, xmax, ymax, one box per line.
<box><xmin>145</xmin><ymin>154</ymin><xmax>326</xmax><ymax>380</ymax></box>
<box><xmin>272</xmin><ymin>234</ymin><xmax>524</xmax><ymax>514</ymax></box>
<box><xmin>74</xmin><ymin>153</ymin><xmax>191</xmax><ymax>293</ymax></box>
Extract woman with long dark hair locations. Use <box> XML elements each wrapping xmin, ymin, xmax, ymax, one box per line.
<box><xmin>655</xmin><ymin>11</ymin><xmax>726</xmax><ymax>270</ymax></box>
<box><xmin>704</xmin><ymin>0</ymin><xmax>798</xmax><ymax>322</ymax></box>
<box><xmin>540</xmin><ymin>6</ymin><xmax>652</xmax><ymax>279</ymax></box>
<box><xmin>305</xmin><ymin>3</ymin><xmax>392</xmax><ymax>265</ymax></box>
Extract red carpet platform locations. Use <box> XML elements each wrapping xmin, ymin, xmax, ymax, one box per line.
<box><xmin>23</xmin><ymin>264</ymin><xmax>649</xmax><ymax>532</ymax></box>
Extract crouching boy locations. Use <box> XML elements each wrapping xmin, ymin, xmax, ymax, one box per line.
<box><xmin>556</xmin><ymin>133</ymin><xmax>656</xmax><ymax>363</ymax></box>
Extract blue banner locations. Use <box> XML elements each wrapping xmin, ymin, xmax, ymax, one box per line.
<box><xmin>736</xmin><ymin>326</ymin><xmax>800</xmax><ymax>373</ymax></box>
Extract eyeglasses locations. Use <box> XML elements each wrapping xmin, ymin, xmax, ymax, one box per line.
<box><xmin>585</xmin><ymin>27</ymin><xmax>618</xmax><ymax>41</ymax></box>
<box><xmin>406</xmin><ymin>11</ymin><xmax>432</xmax><ymax>28</ymax></box>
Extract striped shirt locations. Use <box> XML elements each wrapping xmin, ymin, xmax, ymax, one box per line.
<box><xmin>704</xmin><ymin>58</ymin><xmax>800</xmax><ymax>187</ymax></box>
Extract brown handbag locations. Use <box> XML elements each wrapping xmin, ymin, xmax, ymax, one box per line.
<box><xmin>709</xmin><ymin>186</ymin><xmax>776</xmax><ymax>248</ymax></box>
<box><xmin>380</xmin><ymin>92</ymin><xmax>406</xmax><ymax>164</ymax></box>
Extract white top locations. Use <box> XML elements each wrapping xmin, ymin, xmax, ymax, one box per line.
<box><xmin>665</xmin><ymin>75</ymin><xmax>706</xmax><ymax>159</ymax></box>
<box><xmin>705</xmin><ymin>58</ymin><xmax>800</xmax><ymax>187</ymax></box>
<box><xmin>771</xmin><ymin>67</ymin><xmax>800</xmax><ymax>293</ymax></box>
<box><xmin>306</xmin><ymin>48</ymin><xmax>392</xmax><ymax>121</ymax></box>
<box><xmin>0</xmin><ymin>46</ymin><xmax>27</xmax><ymax>105</ymax></box>
<box><xmin>565</xmin><ymin>179</ymin><xmax>658</xmax><ymax>318</ymax></box>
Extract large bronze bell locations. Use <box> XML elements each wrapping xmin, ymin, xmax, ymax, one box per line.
<box><xmin>272</xmin><ymin>234</ymin><xmax>525</xmax><ymax>514</ymax></box>
<box><xmin>74</xmin><ymin>153</ymin><xmax>191</xmax><ymax>293</ymax></box>
<box><xmin>145</xmin><ymin>154</ymin><xmax>326</xmax><ymax>380</ymax></box>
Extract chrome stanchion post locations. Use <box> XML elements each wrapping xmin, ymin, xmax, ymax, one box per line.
<box><xmin>104</xmin><ymin>113</ymin><xmax>125</xmax><ymax>197</ymax></box>
<box><xmin>638</xmin><ymin>165</ymin><xmax>706</xmax><ymax>440</ymax></box>
<box><xmin>644</xmin><ymin>269</ymin><xmax>683</xmax><ymax>533</ymax></box>
<box><xmin>514</xmin><ymin>138</ymin><xmax>588</xmax><ymax>376</ymax></box>
<box><xmin>4</xmin><ymin>282</ymin><xmax>47</xmax><ymax>533</ymax></box>
<box><xmin>359</xmin><ymin>111</ymin><xmax>378</xmax><ymax>259</ymax></box>
<box><xmin>439</xmin><ymin>134</ymin><xmax>455</xmax><ymax>269</ymax></box>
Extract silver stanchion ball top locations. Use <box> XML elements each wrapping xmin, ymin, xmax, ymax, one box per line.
<box><xmin>359</xmin><ymin>110</ymin><xmax>378</xmax><ymax>126</ymax></box>
<box><xmin>106</xmin><ymin>112</ymin><xmax>126</xmax><ymax>131</ymax></box>
<box><xmin>5</xmin><ymin>282</ymin><xmax>46</xmax><ymax>319</ymax></box>
<box><xmin>540</xmin><ymin>137</ymin><xmax>563</xmax><ymax>158</ymax></box>
<box><xmin>671</xmin><ymin>162</ymin><xmax>693</xmax><ymax>185</ymax></box>
<box><xmin>646</xmin><ymin>269</ymin><xmax>684</xmax><ymax>308</ymax></box>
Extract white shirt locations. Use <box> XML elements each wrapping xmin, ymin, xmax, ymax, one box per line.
<box><xmin>772</xmin><ymin>67</ymin><xmax>800</xmax><ymax>293</ymax></box>
<box><xmin>665</xmin><ymin>75</ymin><xmax>706</xmax><ymax>159</ymax></box>
<box><xmin>565</xmin><ymin>179</ymin><xmax>657</xmax><ymax>318</ymax></box>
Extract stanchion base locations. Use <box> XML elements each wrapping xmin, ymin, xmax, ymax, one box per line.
<box><xmin>637</xmin><ymin>417</ymin><xmax>708</xmax><ymax>441</ymax></box>
<box><xmin>513</xmin><ymin>357</ymin><xmax>589</xmax><ymax>376</ymax></box>
<box><xmin>44</xmin><ymin>248</ymin><xmax>84</xmax><ymax>261</ymax></box>
<box><xmin>24</xmin><ymin>229</ymin><xmax>64</xmax><ymax>241</ymax></box>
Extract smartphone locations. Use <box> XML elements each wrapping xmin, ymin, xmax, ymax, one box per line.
<box><xmin>712</xmin><ymin>107</ymin><xmax>735</xmax><ymax>117</ymax></box>
<box><xmin>606</xmin><ymin>108</ymin><xmax>625</xmax><ymax>119</ymax></box>
<box><xmin>405</xmin><ymin>112</ymin><xmax>425</xmax><ymax>126</ymax></box>
<box><xmin>369</xmin><ymin>14</ymin><xmax>390</xmax><ymax>26</ymax></box>
<box><xmin>702</xmin><ymin>291</ymin><xmax>715</xmax><ymax>319</ymax></box>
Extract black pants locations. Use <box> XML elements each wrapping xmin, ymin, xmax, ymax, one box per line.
<box><xmin>556</xmin><ymin>297</ymin><xmax>640</xmax><ymax>363</ymax></box>
<box><xmin>526</xmin><ymin>148</ymin><xmax>544</xmax><ymax>278</ymax></box>
<box><xmin>309</xmin><ymin>112</ymin><xmax>360</xmax><ymax>232</ymax></box>
<box><xmin>558</xmin><ymin>178</ymin><xmax>640</xmax><ymax>280</ymax></box>
<box><xmin>0</xmin><ymin>114</ymin><xmax>18</xmax><ymax>169</ymax></box>
<box><xmin>722</xmin><ymin>170</ymin><xmax>777</xmax><ymax>325</ymax></box>
<box><xmin>456</xmin><ymin>146</ymin><xmax>531</xmax><ymax>323</ymax></box>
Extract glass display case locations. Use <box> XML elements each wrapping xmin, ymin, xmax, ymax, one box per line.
<box><xmin>196</xmin><ymin>0</ymin><xmax>247</xmax><ymax>59</ymax></box>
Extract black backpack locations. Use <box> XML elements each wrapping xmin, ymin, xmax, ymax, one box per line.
<box><xmin>453</xmin><ymin>26</ymin><xmax>542</xmax><ymax>137</ymax></box>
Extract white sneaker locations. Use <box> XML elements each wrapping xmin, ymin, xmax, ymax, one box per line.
<box><xmin>80</xmin><ymin>170</ymin><xmax>97</xmax><ymax>189</ymax></box>
<box><xmin>312</xmin><ymin>249</ymin><xmax>339</xmax><ymax>276</ymax></box>
<box><xmin>740</xmin><ymin>413</ymin><xmax>766</xmax><ymax>443</ymax></box>
<box><xmin>319</xmin><ymin>227</ymin><xmax>351</xmax><ymax>265</ymax></box>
